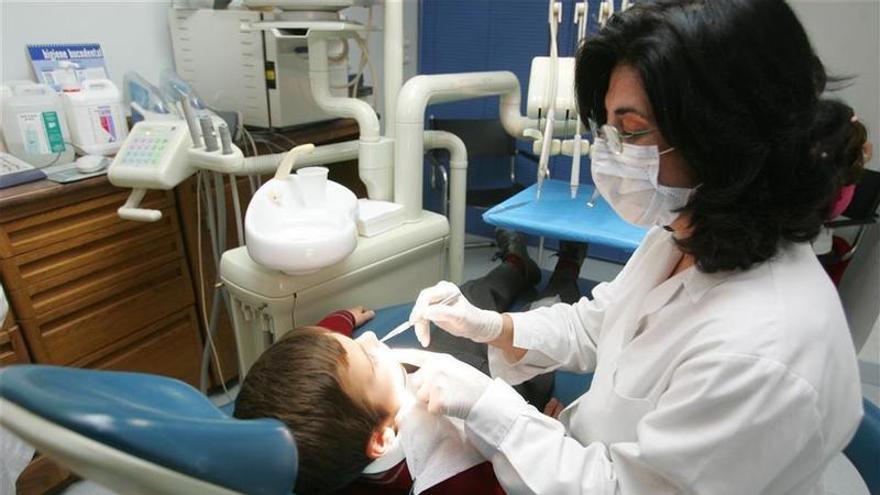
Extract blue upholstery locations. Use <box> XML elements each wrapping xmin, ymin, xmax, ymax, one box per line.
<box><xmin>483</xmin><ymin>179</ymin><xmax>648</xmax><ymax>251</ymax></box>
<box><xmin>843</xmin><ymin>398</ymin><xmax>880</xmax><ymax>494</ymax></box>
<box><xmin>0</xmin><ymin>365</ymin><xmax>297</xmax><ymax>495</ymax></box>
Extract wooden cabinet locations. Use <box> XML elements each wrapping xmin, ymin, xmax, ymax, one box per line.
<box><xmin>0</xmin><ymin>176</ymin><xmax>203</xmax><ymax>494</ymax></box>
<box><xmin>0</xmin><ymin>179</ymin><xmax>202</xmax><ymax>384</ymax></box>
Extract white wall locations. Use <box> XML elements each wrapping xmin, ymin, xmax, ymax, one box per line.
<box><xmin>790</xmin><ymin>0</ymin><xmax>880</xmax><ymax>363</ymax></box>
<box><xmin>341</xmin><ymin>1</ymin><xmax>420</xmax><ymax>122</ymax></box>
<box><xmin>1</xmin><ymin>1</ymin><xmax>176</xmax><ymax>90</ymax></box>
<box><xmin>0</xmin><ymin>0</ymin><xmax>417</xmax><ymax>123</ymax></box>
<box><xmin>791</xmin><ymin>0</ymin><xmax>880</xmax><ymax>171</ymax></box>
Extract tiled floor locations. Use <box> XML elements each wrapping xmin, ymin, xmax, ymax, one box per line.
<box><xmin>59</xmin><ymin>238</ymin><xmax>875</xmax><ymax>495</ymax></box>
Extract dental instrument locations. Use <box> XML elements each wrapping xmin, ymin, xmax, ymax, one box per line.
<box><xmin>571</xmin><ymin>2</ymin><xmax>588</xmax><ymax>199</ymax></box>
<box><xmin>536</xmin><ymin>1</ymin><xmax>562</xmax><ymax>201</ymax></box>
<box><xmin>380</xmin><ymin>292</ymin><xmax>460</xmax><ymax>344</ymax></box>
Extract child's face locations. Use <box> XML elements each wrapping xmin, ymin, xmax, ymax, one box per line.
<box><xmin>331</xmin><ymin>331</ymin><xmax>407</xmax><ymax>419</ymax></box>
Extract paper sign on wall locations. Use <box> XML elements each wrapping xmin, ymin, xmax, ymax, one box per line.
<box><xmin>27</xmin><ymin>43</ymin><xmax>109</xmax><ymax>91</ymax></box>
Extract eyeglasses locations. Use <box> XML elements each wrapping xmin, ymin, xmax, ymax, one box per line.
<box><xmin>588</xmin><ymin>118</ymin><xmax>657</xmax><ymax>154</ymax></box>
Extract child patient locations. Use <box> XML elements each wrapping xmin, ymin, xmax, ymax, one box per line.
<box><xmin>233</xmin><ymin>230</ymin><xmax>587</xmax><ymax>494</ymax></box>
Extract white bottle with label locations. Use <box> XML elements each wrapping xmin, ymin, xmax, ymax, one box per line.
<box><xmin>1</xmin><ymin>83</ymin><xmax>74</xmax><ymax>167</ymax></box>
<box><xmin>62</xmin><ymin>79</ymin><xmax>128</xmax><ymax>156</ymax></box>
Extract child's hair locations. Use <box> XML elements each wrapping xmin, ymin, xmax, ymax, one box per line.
<box><xmin>810</xmin><ymin>100</ymin><xmax>868</xmax><ymax>190</ymax></box>
<box><xmin>234</xmin><ymin>327</ymin><xmax>390</xmax><ymax>494</ymax></box>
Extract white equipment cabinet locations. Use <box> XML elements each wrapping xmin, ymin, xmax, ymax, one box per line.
<box><xmin>168</xmin><ymin>8</ymin><xmax>350</xmax><ymax>129</ymax></box>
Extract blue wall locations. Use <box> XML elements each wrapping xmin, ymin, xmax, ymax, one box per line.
<box><xmin>418</xmin><ymin>0</ymin><xmax>629</xmax><ymax>262</ymax></box>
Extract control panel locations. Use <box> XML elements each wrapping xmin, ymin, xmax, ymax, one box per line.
<box><xmin>108</xmin><ymin>120</ymin><xmax>194</xmax><ymax>190</ymax></box>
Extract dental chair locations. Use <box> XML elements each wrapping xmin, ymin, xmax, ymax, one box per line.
<box><xmin>2</xmin><ymin>299</ymin><xmax>878</xmax><ymax>495</ymax></box>
<box><xmin>0</xmin><ymin>366</ymin><xmax>297</xmax><ymax>495</ymax></box>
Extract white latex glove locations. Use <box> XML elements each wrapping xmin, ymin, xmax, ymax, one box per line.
<box><xmin>409</xmin><ymin>281</ymin><xmax>503</xmax><ymax>347</ymax></box>
<box><xmin>392</xmin><ymin>349</ymin><xmax>494</xmax><ymax>420</ymax></box>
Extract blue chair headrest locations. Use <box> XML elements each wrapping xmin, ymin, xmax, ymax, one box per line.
<box><xmin>0</xmin><ymin>365</ymin><xmax>297</xmax><ymax>495</ymax></box>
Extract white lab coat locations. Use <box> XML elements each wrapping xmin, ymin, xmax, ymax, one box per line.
<box><xmin>465</xmin><ymin>227</ymin><xmax>863</xmax><ymax>495</ymax></box>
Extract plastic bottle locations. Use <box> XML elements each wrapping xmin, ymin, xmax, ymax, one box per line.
<box><xmin>61</xmin><ymin>79</ymin><xmax>129</xmax><ymax>156</ymax></box>
<box><xmin>1</xmin><ymin>81</ymin><xmax>42</xmax><ymax>152</ymax></box>
<box><xmin>1</xmin><ymin>83</ymin><xmax>74</xmax><ymax>167</ymax></box>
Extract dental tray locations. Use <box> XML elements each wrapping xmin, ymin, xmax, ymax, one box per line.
<box><xmin>357</xmin><ymin>199</ymin><xmax>405</xmax><ymax>237</ymax></box>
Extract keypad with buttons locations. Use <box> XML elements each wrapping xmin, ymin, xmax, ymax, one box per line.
<box><xmin>118</xmin><ymin>128</ymin><xmax>174</xmax><ymax>167</ymax></box>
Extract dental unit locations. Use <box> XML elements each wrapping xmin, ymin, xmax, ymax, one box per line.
<box><xmin>105</xmin><ymin>0</ymin><xmax>599</xmax><ymax>382</ymax></box>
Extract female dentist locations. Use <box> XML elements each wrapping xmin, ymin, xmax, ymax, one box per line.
<box><xmin>399</xmin><ymin>1</ymin><xmax>867</xmax><ymax>493</ymax></box>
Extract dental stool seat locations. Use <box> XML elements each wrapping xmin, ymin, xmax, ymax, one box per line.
<box><xmin>0</xmin><ymin>365</ymin><xmax>297</xmax><ymax>495</ymax></box>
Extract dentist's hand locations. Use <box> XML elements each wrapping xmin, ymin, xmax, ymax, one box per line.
<box><xmin>409</xmin><ymin>281</ymin><xmax>503</xmax><ymax>347</ymax></box>
<box><xmin>392</xmin><ymin>349</ymin><xmax>493</xmax><ymax>420</ymax></box>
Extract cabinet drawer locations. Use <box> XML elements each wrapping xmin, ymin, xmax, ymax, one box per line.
<box><xmin>6</xmin><ymin>231</ymin><xmax>186</xmax><ymax>321</ymax></box>
<box><xmin>19</xmin><ymin>258</ymin><xmax>195</xmax><ymax>365</ymax></box>
<box><xmin>94</xmin><ymin>308</ymin><xmax>203</xmax><ymax>387</ymax></box>
<box><xmin>0</xmin><ymin>205</ymin><xmax>179</xmax><ymax>291</ymax></box>
<box><xmin>0</xmin><ymin>189</ymin><xmax>171</xmax><ymax>258</ymax></box>
<box><xmin>0</xmin><ymin>325</ymin><xmax>29</xmax><ymax>366</ymax></box>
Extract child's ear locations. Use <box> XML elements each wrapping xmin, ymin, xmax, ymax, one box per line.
<box><xmin>365</xmin><ymin>426</ymin><xmax>396</xmax><ymax>459</ymax></box>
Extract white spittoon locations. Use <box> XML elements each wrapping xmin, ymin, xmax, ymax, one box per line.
<box><xmin>245</xmin><ymin>168</ymin><xmax>358</xmax><ymax>275</ymax></box>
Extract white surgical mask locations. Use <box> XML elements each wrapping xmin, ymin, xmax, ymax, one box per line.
<box><xmin>590</xmin><ymin>137</ymin><xmax>694</xmax><ymax>227</ymax></box>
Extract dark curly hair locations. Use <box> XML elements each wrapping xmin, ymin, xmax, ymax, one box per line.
<box><xmin>575</xmin><ymin>0</ymin><xmax>868</xmax><ymax>272</ymax></box>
